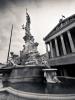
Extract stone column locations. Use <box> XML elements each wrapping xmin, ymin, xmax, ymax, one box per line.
<box><xmin>50</xmin><ymin>41</ymin><xmax>54</xmax><ymax>58</ymax></box>
<box><xmin>46</xmin><ymin>44</ymin><xmax>49</xmax><ymax>58</ymax></box>
<box><xmin>60</xmin><ymin>34</ymin><xmax>67</xmax><ymax>55</ymax></box>
<box><xmin>67</xmin><ymin>30</ymin><xmax>75</xmax><ymax>52</ymax></box>
<box><xmin>54</xmin><ymin>38</ymin><xmax>60</xmax><ymax>56</ymax></box>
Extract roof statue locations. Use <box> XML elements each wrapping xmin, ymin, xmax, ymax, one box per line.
<box><xmin>59</xmin><ymin>15</ymin><xmax>65</xmax><ymax>23</ymax></box>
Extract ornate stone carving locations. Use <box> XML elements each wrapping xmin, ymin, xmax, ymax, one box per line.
<box><xmin>20</xmin><ymin>9</ymin><xmax>42</xmax><ymax>65</ymax></box>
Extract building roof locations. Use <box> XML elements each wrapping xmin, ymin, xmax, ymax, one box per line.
<box><xmin>44</xmin><ymin>14</ymin><xmax>75</xmax><ymax>41</ymax></box>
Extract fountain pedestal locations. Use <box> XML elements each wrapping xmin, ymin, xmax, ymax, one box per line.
<box><xmin>6</xmin><ymin>65</ymin><xmax>45</xmax><ymax>83</ymax></box>
<box><xmin>43</xmin><ymin>69</ymin><xmax>60</xmax><ymax>83</ymax></box>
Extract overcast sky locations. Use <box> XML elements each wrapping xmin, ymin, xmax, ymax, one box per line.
<box><xmin>0</xmin><ymin>0</ymin><xmax>75</xmax><ymax>63</ymax></box>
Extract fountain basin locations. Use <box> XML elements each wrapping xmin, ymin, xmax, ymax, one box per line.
<box><xmin>1</xmin><ymin>78</ymin><xmax>75</xmax><ymax>100</ymax></box>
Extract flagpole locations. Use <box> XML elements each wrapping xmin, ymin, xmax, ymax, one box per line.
<box><xmin>7</xmin><ymin>24</ymin><xmax>13</xmax><ymax>63</ymax></box>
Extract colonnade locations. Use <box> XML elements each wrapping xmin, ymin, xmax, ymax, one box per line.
<box><xmin>46</xmin><ymin>30</ymin><xmax>75</xmax><ymax>58</ymax></box>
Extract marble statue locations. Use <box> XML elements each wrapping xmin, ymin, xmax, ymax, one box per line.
<box><xmin>20</xmin><ymin>9</ymin><xmax>42</xmax><ymax>65</ymax></box>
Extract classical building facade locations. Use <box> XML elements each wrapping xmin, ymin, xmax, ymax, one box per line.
<box><xmin>44</xmin><ymin>14</ymin><xmax>75</xmax><ymax>77</ymax></box>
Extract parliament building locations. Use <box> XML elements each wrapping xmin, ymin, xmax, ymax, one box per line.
<box><xmin>44</xmin><ymin>14</ymin><xmax>75</xmax><ymax>77</ymax></box>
